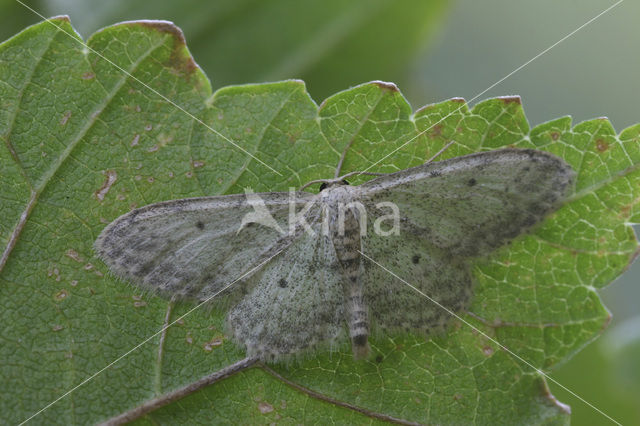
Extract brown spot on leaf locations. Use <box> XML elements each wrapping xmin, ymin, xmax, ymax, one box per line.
<box><xmin>131</xmin><ymin>134</ymin><xmax>140</xmax><ymax>147</ymax></box>
<box><xmin>619</xmin><ymin>204</ymin><xmax>632</xmax><ymax>218</ymax></box>
<box><xmin>81</xmin><ymin>72</ymin><xmax>95</xmax><ymax>80</ymax></box>
<box><xmin>596</xmin><ymin>139</ymin><xmax>609</xmax><ymax>152</ymax></box>
<box><xmin>65</xmin><ymin>249</ymin><xmax>83</xmax><ymax>263</ymax></box>
<box><xmin>258</xmin><ymin>401</ymin><xmax>274</xmax><ymax>414</ymax></box>
<box><xmin>52</xmin><ymin>324</ymin><xmax>64</xmax><ymax>332</ymax></box>
<box><xmin>430</xmin><ymin>124</ymin><xmax>443</xmax><ymax>138</ymax></box>
<box><xmin>203</xmin><ymin>337</ymin><xmax>223</xmax><ymax>351</ymax></box>
<box><xmin>192</xmin><ymin>160</ymin><xmax>205</xmax><ymax>168</ymax></box>
<box><xmin>601</xmin><ymin>312</ymin><xmax>613</xmax><ymax>331</ymax></box>
<box><xmin>550</xmin><ymin>132</ymin><xmax>560</xmax><ymax>141</ymax></box>
<box><xmin>450</xmin><ymin>97</ymin><xmax>465</xmax><ymax>103</ymax></box>
<box><xmin>499</xmin><ymin>96</ymin><xmax>521</xmax><ymax>105</ymax></box>
<box><xmin>136</xmin><ymin>21</ymin><xmax>200</xmax><ymax>80</ymax></box>
<box><xmin>95</xmin><ymin>170</ymin><xmax>117</xmax><ymax>201</ymax></box>
<box><xmin>54</xmin><ymin>289</ymin><xmax>68</xmax><ymax>301</ymax></box>
<box><xmin>482</xmin><ymin>346</ymin><xmax>494</xmax><ymax>356</ymax></box>
<box><xmin>134</xmin><ymin>301</ymin><xmax>147</xmax><ymax>308</ymax></box>
<box><xmin>138</xmin><ymin>20</ymin><xmax>186</xmax><ymax>44</ymax></box>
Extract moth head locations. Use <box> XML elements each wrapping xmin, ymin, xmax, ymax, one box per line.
<box><xmin>319</xmin><ymin>179</ymin><xmax>350</xmax><ymax>192</ymax></box>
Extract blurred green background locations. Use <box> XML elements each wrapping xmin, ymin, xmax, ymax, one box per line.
<box><xmin>2</xmin><ymin>0</ymin><xmax>638</xmax><ymax>424</ymax></box>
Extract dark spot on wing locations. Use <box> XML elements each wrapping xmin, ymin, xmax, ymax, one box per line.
<box><xmin>467</xmin><ymin>178</ymin><xmax>476</xmax><ymax>187</ymax></box>
<box><xmin>195</xmin><ymin>221</ymin><xmax>204</xmax><ymax>230</ymax></box>
<box><xmin>412</xmin><ymin>254</ymin><xmax>421</xmax><ymax>264</ymax></box>
<box><xmin>278</xmin><ymin>278</ymin><xmax>287</xmax><ymax>288</ymax></box>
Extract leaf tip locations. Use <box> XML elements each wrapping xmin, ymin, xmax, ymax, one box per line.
<box><xmin>133</xmin><ymin>19</ymin><xmax>186</xmax><ymax>45</ymax></box>
<box><xmin>370</xmin><ymin>80</ymin><xmax>399</xmax><ymax>92</ymax></box>
<box><xmin>540</xmin><ymin>379</ymin><xmax>572</xmax><ymax>416</ymax></box>
<box><xmin>49</xmin><ymin>15</ymin><xmax>71</xmax><ymax>23</ymax></box>
<box><xmin>497</xmin><ymin>95</ymin><xmax>522</xmax><ymax>105</ymax></box>
<box><xmin>114</xmin><ymin>20</ymin><xmax>207</xmax><ymax>89</ymax></box>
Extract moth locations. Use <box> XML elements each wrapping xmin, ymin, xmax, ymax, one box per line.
<box><xmin>95</xmin><ymin>148</ymin><xmax>574</xmax><ymax>361</ymax></box>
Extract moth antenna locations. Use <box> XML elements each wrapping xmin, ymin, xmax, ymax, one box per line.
<box><xmin>425</xmin><ymin>140</ymin><xmax>456</xmax><ymax>165</ymax></box>
<box><xmin>299</xmin><ymin>179</ymin><xmax>330</xmax><ymax>191</ymax></box>
<box><xmin>300</xmin><ymin>171</ymin><xmax>389</xmax><ymax>191</ymax></box>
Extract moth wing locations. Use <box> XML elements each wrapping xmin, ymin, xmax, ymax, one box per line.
<box><xmin>227</xmin><ymin>227</ymin><xmax>346</xmax><ymax>361</ymax></box>
<box><xmin>357</xmin><ymin>148</ymin><xmax>575</xmax><ymax>257</ymax></box>
<box><xmin>362</xmin><ymin>231</ymin><xmax>472</xmax><ymax>334</ymax></box>
<box><xmin>95</xmin><ymin>191</ymin><xmax>317</xmax><ymax>300</ymax></box>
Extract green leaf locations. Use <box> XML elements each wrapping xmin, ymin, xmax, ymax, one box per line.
<box><xmin>42</xmin><ymin>0</ymin><xmax>451</xmax><ymax>101</ymax></box>
<box><xmin>1</xmin><ymin>18</ymin><xmax>638</xmax><ymax>425</ymax></box>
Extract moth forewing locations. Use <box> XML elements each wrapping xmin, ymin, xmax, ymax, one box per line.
<box><xmin>372</xmin><ymin>201</ymin><xmax>400</xmax><ymax>236</ymax></box>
